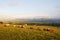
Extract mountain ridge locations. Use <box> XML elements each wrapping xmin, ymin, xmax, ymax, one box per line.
<box><xmin>0</xmin><ymin>18</ymin><xmax>60</xmax><ymax>23</ymax></box>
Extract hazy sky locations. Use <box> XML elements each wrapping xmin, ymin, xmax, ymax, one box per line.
<box><xmin>0</xmin><ymin>0</ymin><xmax>60</xmax><ymax>18</ymax></box>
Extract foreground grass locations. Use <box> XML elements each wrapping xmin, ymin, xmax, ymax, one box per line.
<box><xmin>0</xmin><ymin>26</ymin><xmax>60</xmax><ymax>40</ymax></box>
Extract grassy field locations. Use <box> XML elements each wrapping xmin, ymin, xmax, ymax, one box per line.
<box><xmin>0</xmin><ymin>24</ymin><xmax>60</xmax><ymax>40</ymax></box>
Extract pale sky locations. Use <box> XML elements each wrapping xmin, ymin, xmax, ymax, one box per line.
<box><xmin>0</xmin><ymin>0</ymin><xmax>60</xmax><ymax>18</ymax></box>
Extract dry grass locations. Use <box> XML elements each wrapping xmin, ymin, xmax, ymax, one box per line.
<box><xmin>0</xmin><ymin>24</ymin><xmax>60</xmax><ymax>40</ymax></box>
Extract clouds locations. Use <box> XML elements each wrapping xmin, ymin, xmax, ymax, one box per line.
<box><xmin>0</xmin><ymin>0</ymin><xmax>60</xmax><ymax>18</ymax></box>
<box><xmin>0</xmin><ymin>12</ymin><xmax>52</xmax><ymax>19</ymax></box>
<box><xmin>52</xmin><ymin>4</ymin><xmax>60</xmax><ymax>18</ymax></box>
<box><xmin>7</xmin><ymin>0</ymin><xmax>22</xmax><ymax>6</ymax></box>
<box><xmin>0</xmin><ymin>0</ymin><xmax>22</xmax><ymax>8</ymax></box>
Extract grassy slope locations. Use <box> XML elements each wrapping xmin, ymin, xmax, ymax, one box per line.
<box><xmin>0</xmin><ymin>25</ymin><xmax>60</xmax><ymax>40</ymax></box>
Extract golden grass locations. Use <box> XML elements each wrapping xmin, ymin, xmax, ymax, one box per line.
<box><xmin>0</xmin><ymin>24</ymin><xmax>60</xmax><ymax>40</ymax></box>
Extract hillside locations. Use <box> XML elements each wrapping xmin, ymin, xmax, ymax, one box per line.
<box><xmin>0</xmin><ymin>25</ymin><xmax>60</xmax><ymax>40</ymax></box>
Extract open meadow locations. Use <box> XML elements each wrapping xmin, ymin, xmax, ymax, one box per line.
<box><xmin>0</xmin><ymin>0</ymin><xmax>60</xmax><ymax>40</ymax></box>
<box><xmin>0</xmin><ymin>23</ymin><xmax>60</xmax><ymax>40</ymax></box>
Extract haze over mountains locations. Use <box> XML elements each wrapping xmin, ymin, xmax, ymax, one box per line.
<box><xmin>0</xmin><ymin>17</ymin><xmax>60</xmax><ymax>23</ymax></box>
<box><xmin>15</xmin><ymin>18</ymin><xmax>60</xmax><ymax>23</ymax></box>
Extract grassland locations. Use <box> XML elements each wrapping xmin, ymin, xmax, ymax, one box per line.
<box><xmin>0</xmin><ymin>24</ymin><xmax>60</xmax><ymax>40</ymax></box>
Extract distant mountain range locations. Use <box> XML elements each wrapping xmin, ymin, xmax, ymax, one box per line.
<box><xmin>0</xmin><ymin>18</ymin><xmax>60</xmax><ymax>23</ymax></box>
<box><xmin>14</xmin><ymin>18</ymin><xmax>60</xmax><ymax>23</ymax></box>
